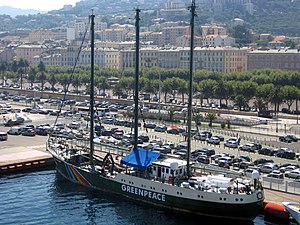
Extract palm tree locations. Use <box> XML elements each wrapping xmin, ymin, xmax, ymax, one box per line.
<box><xmin>206</xmin><ymin>113</ymin><xmax>216</xmax><ymax>127</ymax></box>
<box><xmin>47</xmin><ymin>73</ymin><xmax>58</xmax><ymax>92</ymax></box>
<box><xmin>167</xmin><ymin>107</ymin><xmax>176</xmax><ymax>122</ymax></box>
<box><xmin>28</xmin><ymin>67</ymin><xmax>37</xmax><ymax>88</ymax></box>
<box><xmin>37</xmin><ymin>72</ymin><xmax>47</xmax><ymax>91</ymax></box>
<box><xmin>17</xmin><ymin>68</ymin><xmax>24</xmax><ymax>89</ymax></box>
<box><xmin>0</xmin><ymin>62</ymin><xmax>7</xmax><ymax>84</ymax></box>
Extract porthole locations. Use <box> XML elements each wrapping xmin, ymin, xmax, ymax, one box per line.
<box><xmin>235</xmin><ymin>198</ymin><xmax>238</xmax><ymax>201</ymax></box>
<box><xmin>240</xmin><ymin>198</ymin><xmax>243</xmax><ymax>201</ymax></box>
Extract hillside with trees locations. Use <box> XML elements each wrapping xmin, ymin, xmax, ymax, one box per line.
<box><xmin>0</xmin><ymin>0</ymin><xmax>300</xmax><ymax>36</ymax></box>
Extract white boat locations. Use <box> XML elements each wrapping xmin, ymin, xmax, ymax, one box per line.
<box><xmin>282</xmin><ymin>202</ymin><xmax>300</xmax><ymax>224</ymax></box>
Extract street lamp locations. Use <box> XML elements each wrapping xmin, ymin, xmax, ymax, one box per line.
<box><xmin>158</xmin><ymin>72</ymin><xmax>161</xmax><ymax>116</ymax></box>
<box><xmin>276</xmin><ymin>112</ymin><xmax>279</xmax><ymax>133</ymax></box>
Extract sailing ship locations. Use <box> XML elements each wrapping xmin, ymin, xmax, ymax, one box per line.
<box><xmin>47</xmin><ymin>2</ymin><xmax>264</xmax><ymax>221</ymax></box>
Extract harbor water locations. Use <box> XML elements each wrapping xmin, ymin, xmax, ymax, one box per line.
<box><xmin>0</xmin><ymin>170</ymin><xmax>296</xmax><ymax>225</ymax></box>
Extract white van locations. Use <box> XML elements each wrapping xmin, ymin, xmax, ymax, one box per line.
<box><xmin>8</xmin><ymin>126</ymin><xmax>22</xmax><ymax>135</ymax></box>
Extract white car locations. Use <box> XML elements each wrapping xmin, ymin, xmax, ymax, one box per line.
<box><xmin>285</xmin><ymin>169</ymin><xmax>300</xmax><ymax>179</ymax></box>
<box><xmin>259</xmin><ymin>163</ymin><xmax>279</xmax><ymax>173</ymax></box>
<box><xmin>224</xmin><ymin>140</ymin><xmax>238</xmax><ymax>148</ymax></box>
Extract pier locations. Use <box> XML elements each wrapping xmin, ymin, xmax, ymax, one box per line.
<box><xmin>0</xmin><ymin>146</ymin><xmax>54</xmax><ymax>175</ymax></box>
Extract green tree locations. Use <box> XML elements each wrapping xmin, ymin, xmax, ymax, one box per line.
<box><xmin>206</xmin><ymin>113</ymin><xmax>216</xmax><ymax>127</ymax></box>
<box><xmin>280</xmin><ymin>85</ymin><xmax>300</xmax><ymax>110</ymax></box>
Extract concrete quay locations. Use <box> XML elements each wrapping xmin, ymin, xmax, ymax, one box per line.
<box><xmin>0</xmin><ymin>146</ymin><xmax>53</xmax><ymax>175</ymax></box>
<box><xmin>264</xmin><ymin>189</ymin><xmax>300</xmax><ymax>205</ymax></box>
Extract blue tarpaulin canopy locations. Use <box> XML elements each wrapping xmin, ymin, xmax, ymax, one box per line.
<box><xmin>121</xmin><ymin>148</ymin><xmax>160</xmax><ymax>171</ymax></box>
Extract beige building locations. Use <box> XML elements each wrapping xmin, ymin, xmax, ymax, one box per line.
<box><xmin>140</xmin><ymin>32</ymin><xmax>163</xmax><ymax>46</ymax></box>
<box><xmin>224</xmin><ymin>47</ymin><xmax>248</xmax><ymax>72</ymax></box>
<box><xmin>32</xmin><ymin>53</ymin><xmax>64</xmax><ymax>66</ymax></box>
<box><xmin>141</xmin><ymin>48</ymin><xmax>158</xmax><ymax>68</ymax></box>
<box><xmin>162</xmin><ymin>26</ymin><xmax>190</xmax><ymax>46</ymax></box>
<box><xmin>193</xmin><ymin>46</ymin><xmax>248</xmax><ymax>72</ymax></box>
<box><xmin>99</xmin><ymin>28</ymin><xmax>127</xmax><ymax>42</ymax></box>
<box><xmin>0</xmin><ymin>48</ymin><xmax>15</xmax><ymax>62</ymax></box>
<box><xmin>28</xmin><ymin>29</ymin><xmax>56</xmax><ymax>43</ymax></box>
<box><xmin>248</xmin><ymin>49</ymin><xmax>300</xmax><ymax>71</ymax></box>
<box><xmin>104</xmin><ymin>48</ymin><xmax>120</xmax><ymax>69</ymax></box>
<box><xmin>119</xmin><ymin>49</ymin><xmax>136</xmax><ymax>68</ymax></box>
<box><xmin>176</xmin><ymin>35</ymin><xmax>203</xmax><ymax>47</ymax></box>
<box><xmin>201</xmin><ymin>25</ymin><xmax>227</xmax><ymax>36</ymax></box>
<box><xmin>15</xmin><ymin>44</ymin><xmax>48</xmax><ymax>63</ymax></box>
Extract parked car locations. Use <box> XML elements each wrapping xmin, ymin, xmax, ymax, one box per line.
<box><xmin>253</xmin><ymin>158</ymin><xmax>274</xmax><ymax>166</ymax></box>
<box><xmin>259</xmin><ymin>163</ymin><xmax>279</xmax><ymax>173</ymax></box>
<box><xmin>154</xmin><ymin>125</ymin><xmax>167</xmax><ymax>132</ymax></box>
<box><xmin>21</xmin><ymin>129</ymin><xmax>36</xmax><ymax>137</ymax></box>
<box><xmin>138</xmin><ymin>134</ymin><xmax>149</xmax><ymax>142</ymax></box>
<box><xmin>286</xmin><ymin>135</ymin><xmax>298</xmax><ymax>142</ymax></box>
<box><xmin>285</xmin><ymin>169</ymin><xmax>300</xmax><ymax>179</ymax></box>
<box><xmin>276</xmin><ymin>148</ymin><xmax>296</xmax><ymax>160</ymax></box>
<box><xmin>144</xmin><ymin>123</ymin><xmax>156</xmax><ymax>129</ymax></box>
<box><xmin>7</xmin><ymin>126</ymin><xmax>22</xmax><ymax>135</ymax></box>
<box><xmin>206</xmin><ymin>136</ymin><xmax>220</xmax><ymax>145</ymax></box>
<box><xmin>224</xmin><ymin>140</ymin><xmax>238</xmax><ymax>148</ymax></box>
<box><xmin>194</xmin><ymin>133</ymin><xmax>207</xmax><ymax>141</ymax></box>
<box><xmin>4</xmin><ymin>117</ymin><xmax>24</xmax><ymax>127</ymax></box>
<box><xmin>279</xmin><ymin>165</ymin><xmax>299</xmax><ymax>173</ymax></box>
<box><xmin>239</xmin><ymin>143</ymin><xmax>257</xmax><ymax>152</ymax></box>
<box><xmin>258</xmin><ymin>148</ymin><xmax>277</xmax><ymax>156</ymax></box>
<box><xmin>265</xmin><ymin>170</ymin><xmax>284</xmax><ymax>179</ymax></box>
<box><xmin>35</xmin><ymin>127</ymin><xmax>48</xmax><ymax>136</ymax></box>
<box><xmin>196</xmin><ymin>156</ymin><xmax>210</xmax><ymax>164</ymax></box>
<box><xmin>279</xmin><ymin>136</ymin><xmax>293</xmax><ymax>143</ymax></box>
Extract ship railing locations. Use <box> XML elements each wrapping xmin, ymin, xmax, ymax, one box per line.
<box><xmin>192</xmin><ymin>162</ymin><xmax>243</xmax><ymax>178</ymax></box>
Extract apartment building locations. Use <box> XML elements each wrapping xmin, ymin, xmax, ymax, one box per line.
<box><xmin>224</xmin><ymin>47</ymin><xmax>248</xmax><ymax>72</ymax></box>
<box><xmin>202</xmin><ymin>35</ymin><xmax>235</xmax><ymax>47</ymax></box>
<box><xmin>119</xmin><ymin>49</ymin><xmax>136</xmax><ymax>69</ymax></box>
<box><xmin>99</xmin><ymin>28</ymin><xmax>127</xmax><ymax>42</ymax></box>
<box><xmin>104</xmin><ymin>48</ymin><xmax>120</xmax><ymax>69</ymax></box>
<box><xmin>248</xmin><ymin>49</ymin><xmax>300</xmax><ymax>71</ymax></box>
<box><xmin>162</xmin><ymin>26</ymin><xmax>190</xmax><ymax>46</ymax></box>
<box><xmin>140</xmin><ymin>32</ymin><xmax>163</xmax><ymax>46</ymax></box>
<box><xmin>15</xmin><ymin>44</ymin><xmax>48</xmax><ymax>63</ymax></box>
<box><xmin>201</xmin><ymin>25</ymin><xmax>227</xmax><ymax>36</ymax></box>
<box><xmin>33</xmin><ymin>53</ymin><xmax>64</xmax><ymax>66</ymax></box>
<box><xmin>192</xmin><ymin>47</ymin><xmax>248</xmax><ymax>72</ymax></box>
<box><xmin>28</xmin><ymin>29</ymin><xmax>56</xmax><ymax>43</ymax></box>
<box><xmin>175</xmin><ymin>35</ymin><xmax>203</xmax><ymax>47</ymax></box>
<box><xmin>157</xmin><ymin>47</ymin><xmax>181</xmax><ymax>68</ymax></box>
<box><xmin>140</xmin><ymin>48</ymin><xmax>158</xmax><ymax>68</ymax></box>
<box><xmin>0</xmin><ymin>48</ymin><xmax>14</xmax><ymax>62</ymax></box>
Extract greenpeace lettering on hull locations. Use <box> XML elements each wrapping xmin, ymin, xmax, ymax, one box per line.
<box><xmin>121</xmin><ymin>184</ymin><xmax>166</xmax><ymax>202</ymax></box>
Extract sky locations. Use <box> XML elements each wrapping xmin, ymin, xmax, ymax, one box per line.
<box><xmin>0</xmin><ymin>0</ymin><xmax>80</xmax><ymax>11</ymax></box>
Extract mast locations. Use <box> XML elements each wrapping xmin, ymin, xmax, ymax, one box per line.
<box><xmin>89</xmin><ymin>14</ymin><xmax>95</xmax><ymax>163</ymax></box>
<box><xmin>187</xmin><ymin>0</ymin><xmax>196</xmax><ymax>177</ymax></box>
<box><xmin>133</xmin><ymin>8</ymin><xmax>140</xmax><ymax>151</ymax></box>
